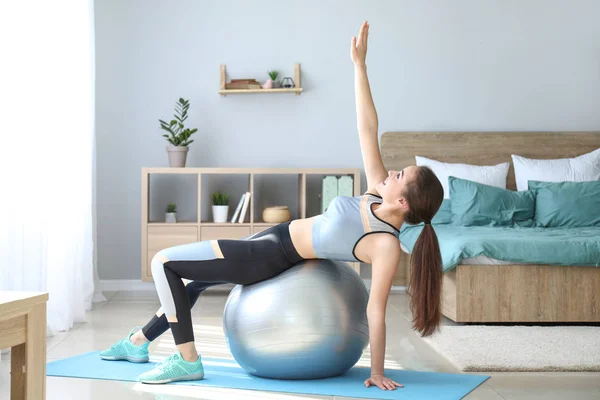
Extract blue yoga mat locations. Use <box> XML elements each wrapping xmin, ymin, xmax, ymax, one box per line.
<box><xmin>47</xmin><ymin>351</ymin><xmax>489</xmax><ymax>399</ymax></box>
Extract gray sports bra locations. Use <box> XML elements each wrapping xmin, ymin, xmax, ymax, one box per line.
<box><xmin>311</xmin><ymin>193</ymin><xmax>400</xmax><ymax>263</ymax></box>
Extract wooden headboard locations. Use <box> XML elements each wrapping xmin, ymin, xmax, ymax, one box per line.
<box><xmin>380</xmin><ymin>131</ymin><xmax>600</xmax><ymax>190</ymax></box>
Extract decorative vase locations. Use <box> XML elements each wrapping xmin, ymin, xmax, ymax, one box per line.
<box><xmin>262</xmin><ymin>206</ymin><xmax>291</xmax><ymax>223</ymax></box>
<box><xmin>281</xmin><ymin>77</ymin><xmax>295</xmax><ymax>89</ymax></box>
<box><xmin>167</xmin><ymin>145</ymin><xmax>189</xmax><ymax>167</ymax></box>
<box><xmin>262</xmin><ymin>79</ymin><xmax>273</xmax><ymax>89</ymax></box>
<box><xmin>212</xmin><ymin>205</ymin><xmax>229</xmax><ymax>223</ymax></box>
<box><xmin>165</xmin><ymin>212</ymin><xmax>177</xmax><ymax>223</ymax></box>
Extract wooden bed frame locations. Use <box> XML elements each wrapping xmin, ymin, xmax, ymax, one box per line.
<box><xmin>381</xmin><ymin>131</ymin><xmax>600</xmax><ymax>323</ymax></box>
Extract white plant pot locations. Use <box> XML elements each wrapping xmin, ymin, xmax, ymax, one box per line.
<box><xmin>165</xmin><ymin>212</ymin><xmax>177</xmax><ymax>223</ymax></box>
<box><xmin>212</xmin><ymin>205</ymin><xmax>229</xmax><ymax>223</ymax></box>
<box><xmin>166</xmin><ymin>145</ymin><xmax>189</xmax><ymax>168</ymax></box>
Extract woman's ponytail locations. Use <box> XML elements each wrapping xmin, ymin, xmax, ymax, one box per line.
<box><xmin>407</xmin><ymin>223</ymin><xmax>442</xmax><ymax>336</ymax></box>
<box><xmin>402</xmin><ymin>165</ymin><xmax>445</xmax><ymax>337</ymax></box>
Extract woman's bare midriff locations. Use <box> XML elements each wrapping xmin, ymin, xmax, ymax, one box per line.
<box><xmin>288</xmin><ymin>217</ymin><xmax>318</xmax><ymax>259</ymax></box>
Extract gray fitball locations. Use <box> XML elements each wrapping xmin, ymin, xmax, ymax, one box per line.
<box><xmin>222</xmin><ymin>259</ymin><xmax>370</xmax><ymax>380</ymax></box>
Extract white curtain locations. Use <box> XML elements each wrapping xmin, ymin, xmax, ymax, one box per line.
<box><xmin>0</xmin><ymin>0</ymin><xmax>99</xmax><ymax>335</ymax></box>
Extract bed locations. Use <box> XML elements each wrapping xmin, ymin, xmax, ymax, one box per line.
<box><xmin>381</xmin><ymin>131</ymin><xmax>600</xmax><ymax>323</ymax></box>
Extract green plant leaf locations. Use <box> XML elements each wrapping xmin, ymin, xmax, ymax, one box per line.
<box><xmin>212</xmin><ymin>191</ymin><xmax>229</xmax><ymax>205</ymax></box>
<box><xmin>160</xmin><ymin>97</ymin><xmax>198</xmax><ymax>146</ymax></box>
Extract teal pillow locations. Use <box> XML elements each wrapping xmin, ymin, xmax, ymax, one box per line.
<box><xmin>432</xmin><ymin>199</ymin><xmax>452</xmax><ymax>224</ymax></box>
<box><xmin>449</xmin><ymin>176</ymin><xmax>535</xmax><ymax>227</ymax></box>
<box><xmin>528</xmin><ymin>180</ymin><xmax>600</xmax><ymax>228</ymax></box>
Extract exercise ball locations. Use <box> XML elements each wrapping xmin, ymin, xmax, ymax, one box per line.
<box><xmin>222</xmin><ymin>259</ymin><xmax>369</xmax><ymax>380</ymax></box>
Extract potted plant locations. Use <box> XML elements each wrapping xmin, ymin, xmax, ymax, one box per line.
<box><xmin>263</xmin><ymin>70</ymin><xmax>279</xmax><ymax>89</ymax></box>
<box><xmin>165</xmin><ymin>203</ymin><xmax>177</xmax><ymax>223</ymax></box>
<box><xmin>159</xmin><ymin>98</ymin><xmax>198</xmax><ymax>167</ymax></box>
<box><xmin>212</xmin><ymin>191</ymin><xmax>229</xmax><ymax>223</ymax></box>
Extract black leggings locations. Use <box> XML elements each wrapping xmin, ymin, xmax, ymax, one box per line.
<box><xmin>143</xmin><ymin>221</ymin><xmax>305</xmax><ymax>345</ymax></box>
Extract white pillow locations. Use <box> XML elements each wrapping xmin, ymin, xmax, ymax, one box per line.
<box><xmin>415</xmin><ymin>156</ymin><xmax>510</xmax><ymax>199</ymax></box>
<box><xmin>511</xmin><ymin>148</ymin><xmax>600</xmax><ymax>191</ymax></box>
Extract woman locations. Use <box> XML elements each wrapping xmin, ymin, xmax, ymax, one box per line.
<box><xmin>100</xmin><ymin>21</ymin><xmax>444</xmax><ymax>391</ymax></box>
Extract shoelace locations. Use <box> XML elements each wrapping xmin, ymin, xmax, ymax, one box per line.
<box><xmin>108</xmin><ymin>329</ymin><xmax>142</xmax><ymax>351</ymax></box>
<box><xmin>109</xmin><ymin>338</ymin><xmax>126</xmax><ymax>350</ymax></box>
<box><xmin>156</xmin><ymin>353</ymin><xmax>180</xmax><ymax>370</ymax></box>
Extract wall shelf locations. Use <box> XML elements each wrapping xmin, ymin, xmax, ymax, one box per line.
<box><xmin>219</xmin><ymin>63</ymin><xmax>303</xmax><ymax>96</ymax></box>
<box><xmin>219</xmin><ymin>88</ymin><xmax>303</xmax><ymax>95</ymax></box>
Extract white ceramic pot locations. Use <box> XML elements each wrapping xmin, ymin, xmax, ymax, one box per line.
<box><xmin>166</xmin><ymin>145</ymin><xmax>189</xmax><ymax>167</ymax></box>
<box><xmin>212</xmin><ymin>205</ymin><xmax>229</xmax><ymax>223</ymax></box>
<box><xmin>165</xmin><ymin>212</ymin><xmax>177</xmax><ymax>223</ymax></box>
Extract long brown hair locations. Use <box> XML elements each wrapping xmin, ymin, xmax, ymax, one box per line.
<box><xmin>403</xmin><ymin>166</ymin><xmax>444</xmax><ymax>337</ymax></box>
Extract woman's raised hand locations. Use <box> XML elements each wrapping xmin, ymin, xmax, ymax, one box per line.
<box><xmin>351</xmin><ymin>21</ymin><xmax>369</xmax><ymax>66</ymax></box>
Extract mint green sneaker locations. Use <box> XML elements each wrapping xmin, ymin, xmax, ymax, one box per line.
<box><xmin>138</xmin><ymin>351</ymin><xmax>204</xmax><ymax>384</ymax></box>
<box><xmin>99</xmin><ymin>327</ymin><xmax>149</xmax><ymax>363</ymax></box>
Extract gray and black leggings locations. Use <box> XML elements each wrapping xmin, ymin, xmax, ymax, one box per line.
<box><xmin>142</xmin><ymin>221</ymin><xmax>304</xmax><ymax>345</ymax></box>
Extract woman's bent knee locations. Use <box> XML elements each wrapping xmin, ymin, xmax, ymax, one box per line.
<box><xmin>151</xmin><ymin>250</ymin><xmax>169</xmax><ymax>279</ymax></box>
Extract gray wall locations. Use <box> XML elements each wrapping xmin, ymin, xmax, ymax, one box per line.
<box><xmin>96</xmin><ymin>0</ymin><xmax>600</xmax><ymax>280</ymax></box>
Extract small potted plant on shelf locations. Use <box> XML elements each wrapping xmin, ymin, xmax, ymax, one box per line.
<box><xmin>165</xmin><ymin>203</ymin><xmax>177</xmax><ymax>223</ymax></box>
<box><xmin>265</xmin><ymin>70</ymin><xmax>279</xmax><ymax>89</ymax></box>
<box><xmin>159</xmin><ymin>97</ymin><xmax>198</xmax><ymax>168</ymax></box>
<box><xmin>212</xmin><ymin>191</ymin><xmax>229</xmax><ymax>223</ymax></box>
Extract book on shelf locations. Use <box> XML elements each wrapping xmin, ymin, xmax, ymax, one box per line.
<box><xmin>338</xmin><ymin>175</ymin><xmax>354</xmax><ymax>197</ymax></box>
<box><xmin>238</xmin><ymin>191</ymin><xmax>251</xmax><ymax>223</ymax></box>
<box><xmin>322</xmin><ymin>175</ymin><xmax>354</xmax><ymax>213</ymax></box>
<box><xmin>225</xmin><ymin>79</ymin><xmax>262</xmax><ymax>90</ymax></box>
<box><xmin>322</xmin><ymin>175</ymin><xmax>338</xmax><ymax>213</ymax></box>
<box><xmin>230</xmin><ymin>194</ymin><xmax>246</xmax><ymax>223</ymax></box>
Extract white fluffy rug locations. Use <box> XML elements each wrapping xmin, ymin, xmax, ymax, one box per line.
<box><xmin>422</xmin><ymin>325</ymin><xmax>600</xmax><ymax>372</ymax></box>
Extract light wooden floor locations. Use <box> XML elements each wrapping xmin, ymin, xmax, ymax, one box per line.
<box><xmin>1</xmin><ymin>290</ymin><xmax>598</xmax><ymax>400</ymax></box>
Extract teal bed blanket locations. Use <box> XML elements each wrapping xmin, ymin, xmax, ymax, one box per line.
<box><xmin>399</xmin><ymin>225</ymin><xmax>600</xmax><ymax>272</ymax></box>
